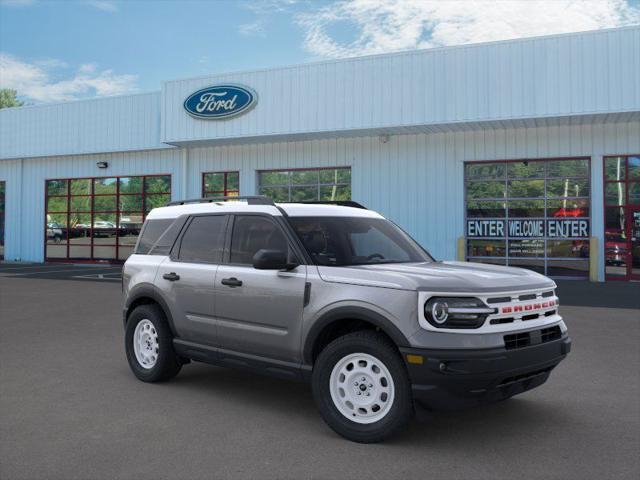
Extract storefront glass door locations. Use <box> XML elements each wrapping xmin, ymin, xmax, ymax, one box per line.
<box><xmin>604</xmin><ymin>155</ymin><xmax>640</xmax><ymax>281</ymax></box>
<box><xmin>631</xmin><ymin>208</ymin><xmax>640</xmax><ymax>280</ymax></box>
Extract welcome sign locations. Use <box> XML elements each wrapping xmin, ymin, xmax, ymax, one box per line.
<box><xmin>467</xmin><ymin>219</ymin><xmax>590</xmax><ymax>238</ymax></box>
<box><xmin>184</xmin><ymin>84</ymin><xmax>257</xmax><ymax>119</ymax></box>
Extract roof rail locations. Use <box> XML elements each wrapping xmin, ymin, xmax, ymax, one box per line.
<box><xmin>166</xmin><ymin>195</ymin><xmax>275</xmax><ymax>207</ymax></box>
<box><xmin>288</xmin><ymin>200</ymin><xmax>368</xmax><ymax>209</ymax></box>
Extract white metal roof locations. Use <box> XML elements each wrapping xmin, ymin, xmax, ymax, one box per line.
<box><xmin>145</xmin><ymin>201</ymin><xmax>383</xmax><ymax>220</ymax></box>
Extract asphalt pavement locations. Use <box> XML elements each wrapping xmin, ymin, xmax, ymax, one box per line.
<box><xmin>0</xmin><ymin>267</ymin><xmax>638</xmax><ymax>480</ymax></box>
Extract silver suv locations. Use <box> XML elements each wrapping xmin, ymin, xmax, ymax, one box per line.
<box><xmin>122</xmin><ymin>196</ymin><xmax>571</xmax><ymax>443</ymax></box>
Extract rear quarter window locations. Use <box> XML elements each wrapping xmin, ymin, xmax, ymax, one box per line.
<box><xmin>135</xmin><ymin>219</ymin><xmax>174</xmax><ymax>254</ymax></box>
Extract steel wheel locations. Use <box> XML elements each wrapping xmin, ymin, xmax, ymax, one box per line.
<box><xmin>133</xmin><ymin>319</ymin><xmax>159</xmax><ymax>369</ymax></box>
<box><xmin>329</xmin><ymin>352</ymin><xmax>395</xmax><ymax>424</ymax></box>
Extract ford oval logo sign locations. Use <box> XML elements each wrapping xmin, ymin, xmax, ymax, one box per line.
<box><xmin>183</xmin><ymin>84</ymin><xmax>257</xmax><ymax>119</ymax></box>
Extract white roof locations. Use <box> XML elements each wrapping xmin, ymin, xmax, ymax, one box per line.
<box><xmin>145</xmin><ymin>201</ymin><xmax>383</xmax><ymax>220</ymax></box>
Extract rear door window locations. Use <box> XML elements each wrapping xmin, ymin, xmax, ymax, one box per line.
<box><xmin>177</xmin><ymin>215</ymin><xmax>228</xmax><ymax>264</ymax></box>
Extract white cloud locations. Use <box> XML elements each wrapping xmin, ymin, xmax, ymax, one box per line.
<box><xmin>297</xmin><ymin>0</ymin><xmax>640</xmax><ymax>58</ymax></box>
<box><xmin>242</xmin><ymin>0</ymin><xmax>299</xmax><ymax>15</ymax></box>
<box><xmin>0</xmin><ymin>53</ymin><xmax>138</xmax><ymax>103</ymax></box>
<box><xmin>83</xmin><ymin>0</ymin><xmax>118</xmax><ymax>13</ymax></box>
<box><xmin>238</xmin><ymin>19</ymin><xmax>266</xmax><ymax>36</ymax></box>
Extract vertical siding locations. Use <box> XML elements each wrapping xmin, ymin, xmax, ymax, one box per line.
<box><xmin>163</xmin><ymin>27</ymin><xmax>640</xmax><ymax>144</ymax></box>
<box><xmin>0</xmin><ymin>149</ymin><xmax>182</xmax><ymax>262</ymax></box>
<box><xmin>2</xmin><ymin>121</ymin><xmax>639</xmax><ymax>281</ymax></box>
<box><xmin>0</xmin><ymin>92</ymin><xmax>167</xmax><ymax>160</ymax></box>
<box><xmin>0</xmin><ymin>159</ymin><xmax>22</xmax><ymax>261</ymax></box>
<box><xmin>187</xmin><ymin>121</ymin><xmax>639</xmax><ymax>280</ymax></box>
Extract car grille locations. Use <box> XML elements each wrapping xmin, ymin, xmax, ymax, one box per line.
<box><xmin>504</xmin><ymin>325</ymin><xmax>562</xmax><ymax>350</ymax></box>
<box><xmin>485</xmin><ymin>289</ymin><xmax>558</xmax><ymax>327</ymax></box>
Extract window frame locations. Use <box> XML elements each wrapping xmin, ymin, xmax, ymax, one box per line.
<box><xmin>602</xmin><ymin>154</ymin><xmax>640</xmax><ymax>281</ymax></box>
<box><xmin>202</xmin><ymin>171</ymin><xmax>240</xmax><ymax>198</ymax></box>
<box><xmin>224</xmin><ymin>213</ymin><xmax>306</xmax><ymax>267</ymax></box>
<box><xmin>172</xmin><ymin>213</ymin><xmax>230</xmax><ymax>265</ymax></box>
<box><xmin>257</xmin><ymin>166</ymin><xmax>351</xmax><ymax>202</ymax></box>
<box><xmin>44</xmin><ymin>173</ymin><xmax>171</xmax><ymax>263</ymax></box>
<box><xmin>464</xmin><ymin>157</ymin><xmax>592</xmax><ymax>279</ymax></box>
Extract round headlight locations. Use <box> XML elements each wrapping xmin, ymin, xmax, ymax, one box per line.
<box><xmin>424</xmin><ymin>297</ymin><xmax>494</xmax><ymax>329</ymax></box>
<box><xmin>430</xmin><ymin>301</ymin><xmax>449</xmax><ymax>324</ymax></box>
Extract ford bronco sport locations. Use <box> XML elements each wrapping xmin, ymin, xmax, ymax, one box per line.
<box><xmin>122</xmin><ymin>196</ymin><xmax>571</xmax><ymax>443</ymax></box>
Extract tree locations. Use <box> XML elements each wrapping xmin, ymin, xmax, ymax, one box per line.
<box><xmin>0</xmin><ymin>89</ymin><xmax>24</xmax><ymax>109</ymax></box>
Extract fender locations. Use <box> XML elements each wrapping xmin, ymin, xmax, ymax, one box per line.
<box><xmin>123</xmin><ymin>283</ymin><xmax>178</xmax><ymax>337</ymax></box>
<box><xmin>303</xmin><ymin>306</ymin><xmax>410</xmax><ymax>364</ymax></box>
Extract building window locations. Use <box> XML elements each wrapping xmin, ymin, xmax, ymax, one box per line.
<box><xmin>45</xmin><ymin>174</ymin><xmax>171</xmax><ymax>262</ymax></box>
<box><xmin>0</xmin><ymin>181</ymin><xmax>5</xmax><ymax>260</ymax></box>
<box><xmin>603</xmin><ymin>155</ymin><xmax>640</xmax><ymax>280</ymax></box>
<box><xmin>202</xmin><ymin>171</ymin><xmax>239</xmax><ymax>198</ymax></box>
<box><xmin>465</xmin><ymin>158</ymin><xmax>591</xmax><ymax>278</ymax></box>
<box><xmin>258</xmin><ymin>167</ymin><xmax>351</xmax><ymax>202</ymax></box>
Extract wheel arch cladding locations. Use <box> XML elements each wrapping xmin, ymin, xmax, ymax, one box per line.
<box><xmin>303</xmin><ymin>306</ymin><xmax>410</xmax><ymax>365</ymax></box>
<box><xmin>124</xmin><ymin>285</ymin><xmax>177</xmax><ymax>336</ymax></box>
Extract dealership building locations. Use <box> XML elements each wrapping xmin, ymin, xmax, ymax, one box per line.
<box><xmin>1</xmin><ymin>26</ymin><xmax>639</xmax><ymax>281</ymax></box>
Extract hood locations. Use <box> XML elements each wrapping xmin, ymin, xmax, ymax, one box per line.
<box><xmin>317</xmin><ymin>261</ymin><xmax>555</xmax><ymax>293</ymax></box>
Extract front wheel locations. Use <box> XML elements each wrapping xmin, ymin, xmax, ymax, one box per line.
<box><xmin>312</xmin><ymin>331</ymin><xmax>414</xmax><ymax>443</ymax></box>
<box><xmin>125</xmin><ymin>304</ymin><xmax>182</xmax><ymax>382</ymax></box>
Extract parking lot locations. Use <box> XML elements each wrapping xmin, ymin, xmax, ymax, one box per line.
<box><xmin>0</xmin><ymin>263</ymin><xmax>638</xmax><ymax>480</ymax></box>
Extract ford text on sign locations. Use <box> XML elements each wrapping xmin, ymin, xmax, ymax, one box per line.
<box><xmin>467</xmin><ymin>219</ymin><xmax>589</xmax><ymax>238</ymax></box>
<box><xmin>184</xmin><ymin>84</ymin><xmax>257</xmax><ymax>119</ymax></box>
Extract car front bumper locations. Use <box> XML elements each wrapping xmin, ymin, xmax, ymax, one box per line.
<box><xmin>400</xmin><ymin>334</ymin><xmax>571</xmax><ymax>410</ymax></box>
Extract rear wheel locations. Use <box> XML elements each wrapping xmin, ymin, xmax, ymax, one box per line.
<box><xmin>125</xmin><ymin>304</ymin><xmax>182</xmax><ymax>382</ymax></box>
<box><xmin>312</xmin><ymin>330</ymin><xmax>414</xmax><ymax>443</ymax></box>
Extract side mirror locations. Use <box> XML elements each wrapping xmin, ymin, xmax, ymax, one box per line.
<box><xmin>252</xmin><ymin>249</ymin><xmax>297</xmax><ymax>270</ymax></box>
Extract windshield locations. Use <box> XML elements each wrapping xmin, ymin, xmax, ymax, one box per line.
<box><xmin>289</xmin><ymin>216</ymin><xmax>433</xmax><ymax>266</ymax></box>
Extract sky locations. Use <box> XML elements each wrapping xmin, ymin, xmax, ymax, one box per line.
<box><xmin>1</xmin><ymin>0</ymin><xmax>639</xmax><ymax>104</ymax></box>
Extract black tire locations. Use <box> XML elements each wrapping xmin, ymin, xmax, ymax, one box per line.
<box><xmin>125</xmin><ymin>304</ymin><xmax>182</xmax><ymax>382</ymax></box>
<box><xmin>312</xmin><ymin>330</ymin><xmax>414</xmax><ymax>443</ymax></box>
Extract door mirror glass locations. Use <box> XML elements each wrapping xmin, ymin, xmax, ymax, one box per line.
<box><xmin>252</xmin><ymin>249</ymin><xmax>291</xmax><ymax>270</ymax></box>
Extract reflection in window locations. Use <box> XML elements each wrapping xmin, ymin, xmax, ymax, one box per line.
<box><xmin>547</xmin><ymin>199</ymin><xmax>589</xmax><ymax>218</ymax></box>
<box><xmin>465</xmin><ymin>158</ymin><xmax>590</xmax><ymax>278</ymax></box>
<box><xmin>629</xmin><ymin>156</ymin><xmax>640</xmax><ymax>180</ymax></box>
<box><xmin>508</xmin><ymin>200</ymin><xmax>545</xmax><ymax>218</ymax></box>
<box><xmin>604</xmin><ymin>157</ymin><xmax>626</xmax><ymax>181</ymax></box>
<box><xmin>466</xmin><ymin>201</ymin><xmax>506</xmax><ymax>218</ymax></box>
<box><xmin>547</xmin><ymin>179</ymin><xmax>590</xmax><ymax>198</ymax></box>
<box><xmin>258</xmin><ymin>167</ymin><xmax>351</xmax><ymax>202</ymax></box>
<box><xmin>605</xmin><ymin>183</ymin><xmax>625</xmax><ymax>206</ymax></box>
<box><xmin>45</xmin><ymin>175</ymin><xmax>171</xmax><ymax>261</ymax></box>
<box><xmin>203</xmin><ymin>171</ymin><xmax>240</xmax><ymax>198</ymax></box>
<box><xmin>507</xmin><ymin>161</ymin><xmax>545</xmax><ymax>179</ymax></box>
<box><xmin>467</xmin><ymin>240</ymin><xmax>506</xmax><ymax>257</ymax></box>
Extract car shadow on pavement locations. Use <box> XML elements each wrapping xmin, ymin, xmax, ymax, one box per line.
<box><xmin>149</xmin><ymin>362</ymin><xmax>574</xmax><ymax>445</ymax></box>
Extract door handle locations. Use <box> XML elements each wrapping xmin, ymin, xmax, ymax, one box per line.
<box><xmin>221</xmin><ymin>277</ymin><xmax>243</xmax><ymax>287</ymax></box>
<box><xmin>162</xmin><ymin>272</ymin><xmax>180</xmax><ymax>282</ymax></box>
